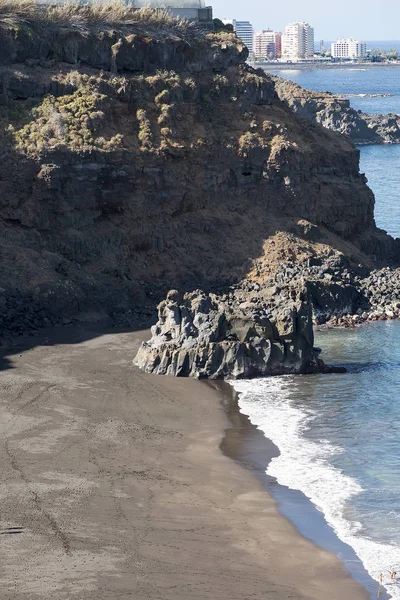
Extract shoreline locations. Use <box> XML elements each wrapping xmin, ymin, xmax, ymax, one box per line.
<box><xmin>251</xmin><ymin>61</ymin><xmax>400</xmax><ymax>71</ymax></box>
<box><xmin>215</xmin><ymin>379</ymin><xmax>388</xmax><ymax>600</ymax></box>
<box><xmin>0</xmin><ymin>324</ymin><xmax>371</xmax><ymax>599</ymax></box>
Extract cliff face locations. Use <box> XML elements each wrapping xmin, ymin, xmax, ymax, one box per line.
<box><xmin>272</xmin><ymin>75</ymin><xmax>400</xmax><ymax>145</ymax></box>
<box><xmin>0</xmin><ymin>4</ymin><xmax>398</xmax><ymax>345</ymax></box>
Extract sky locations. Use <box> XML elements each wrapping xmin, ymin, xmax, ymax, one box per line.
<box><xmin>210</xmin><ymin>0</ymin><xmax>400</xmax><ymax>41</ymax></box>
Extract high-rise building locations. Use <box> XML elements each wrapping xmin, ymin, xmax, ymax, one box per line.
<box><xmin>235</xmin><ymin>21</ymin><xmax>254</xmax><ymax>54</ymax></box>
<box><xmin>254</xmin><ymin>29</ymin><xmax>282</xmax><ymax>59</ymax></box>
<box><xmin>331</xmin><ymin>38</ymin><xmax>367</xmax><ymax>59</ymax></box>
<box><xmin>281</xmin><ymin>22</ymin><xmax>314</xmax><ymax>60</ymax></box>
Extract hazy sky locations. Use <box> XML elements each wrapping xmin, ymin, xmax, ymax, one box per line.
<box><xmin>211</xmin><ymin>0</ymin><xmax>400</xmax><ymax>41</ymax></box>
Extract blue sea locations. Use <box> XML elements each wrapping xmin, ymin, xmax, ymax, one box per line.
<box><xmin>234</xmin><ymin>65</ymin><xmax>400</xmax><ymax>598</ymax></box>
<box><xmin>316</xmin><ymin>40</ymin><xmax>400</xmax><ymax>55</ymax></box>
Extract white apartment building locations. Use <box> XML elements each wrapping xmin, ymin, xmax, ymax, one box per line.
<box><xmin>253</xmin><ymin>29</ymin><xmax>282</xmax><ymax>59</ymax></box>
<box><xmin>281</xmin><ymin>22</ymin><xmax>314</xmax><ymax>60</ymax></box>
<box><xmin>223</xmin><ymin>19</ymin><xmax>254</xmax><ymax>54</ymax></box>
<box><xmin>331</xmin><ymin>38</ymin><xmax>367</xmax><ymax>59</ymax></box>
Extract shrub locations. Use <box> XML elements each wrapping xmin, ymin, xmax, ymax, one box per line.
<box><xmin>238</xmin><ymin>131</ymin><xmax>269</xmax><ymax>158</ymax></box>
<box><xmin>154</xmin><ymin>89</ymin><xmax>170</xmax><ymax>105</ymax></box>
<box><xmin>136</xmin><ymin>108</ymin><xmax>152</xmax><ymax>149</ymax></box>
<box><xmin>184</xmin><ymin>77</ymin><xmax>197</xmax><ymax>90</ymax></box>
<box><xmin>211</xmin><ymin>74</ymin><xmax>229</xmax><ymax>94</ymax></box>
<box><xmin>213</xmin><ymin>18</ymin><xmax>233</xmax><ymax>33</ymax></box>
<box><xmin>157</xmin><ymin>103</ymin><xmax>174</xmax><ymax>125</ymax></box>
<box><xmin>12</xmin><ymin>83</ymin><xmax>121</xmax><ymax>156</ymax></box>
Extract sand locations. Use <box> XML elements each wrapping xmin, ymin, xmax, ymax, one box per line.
<box><xmin>0</xmin><ymin>325</ymin><xmax>370</xmax><ymax>599</ymax></box>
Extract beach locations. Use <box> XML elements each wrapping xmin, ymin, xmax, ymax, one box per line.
<box><xmin>0</xmin><ymin>325</ymin><xmax>369</xmax><ymax>599</ymax></box>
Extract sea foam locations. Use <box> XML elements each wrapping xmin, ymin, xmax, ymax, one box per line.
<box><xmin>232</xmin><ymin>376</ymin><xmax>400</xmax><ymax>599</ymax></box>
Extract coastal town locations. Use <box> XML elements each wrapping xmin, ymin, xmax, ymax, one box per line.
<box><xmin>221</xmin><ymin>18</ymin><xmax>400</xmax><ymax>64</ymax></box>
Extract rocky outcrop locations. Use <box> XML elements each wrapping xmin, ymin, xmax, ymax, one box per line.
<box><xmin>242</xmin><ymin>251</ymin><xmax>400</xmax><ymax>329</ymax></box>
<box><xmin>272</xmin><ymin>75</ymin><xmax>400</xmax><ymax>145</ymax></box>
<box><xmin>134</xmin><ymin>288</ymin><xmax>326</xmax><ymax>379</ymax></box>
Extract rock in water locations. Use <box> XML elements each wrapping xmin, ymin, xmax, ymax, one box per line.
<box><xmin>134</xmin><ymin>289</ymin><xmax>326</xmax><ymax>379</ymax></box>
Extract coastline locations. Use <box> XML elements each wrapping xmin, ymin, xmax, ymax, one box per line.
<box><xmin>216</xmin><ymin>379</ymin><xmax>389</xmax><ymax>600</ymax></box>
<box><xmin>251</xmin><ymin>61</ymin><xmax>400</xmax><ymax>71</ymax></box>
<box><xmin>0</xmin><ymin>325</ymin><xmax>371</xmax><ymax>599</ymax></box>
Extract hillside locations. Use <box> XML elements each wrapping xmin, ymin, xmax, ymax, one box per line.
<box><xmin>0</xmin><ymin>2</ymin><xmax>398</xmax><ymax>348</ymax></box>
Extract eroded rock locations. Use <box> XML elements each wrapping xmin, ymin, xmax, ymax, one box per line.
<box><xmin>273</xmin><ymin>75</ymin><xmax>400</xmax><ymax>145</ymax></box>
<box><xmin>134</xmin><ymin>289</ymin><xmax>326</xmax><ymax>379</ymax></box>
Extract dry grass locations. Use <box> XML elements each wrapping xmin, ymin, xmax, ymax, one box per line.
<box><xmin>136</xmin><ymin>107</ymin><xmax>153</xmax><ymax>149</ymax></box>
<box><xmin>11</xmin><ymin>83</ymin><xmax>123</xmax><ymax>156</ymax></box>
<box><xmin>238</xmin><ymin>131</ymin><xmax>270</xmax><ymax>158</ymax></box>
<box><xmin>0</xmin><ymin>0</ymin><xmax>204</xmax><ymax>38</ymax></box>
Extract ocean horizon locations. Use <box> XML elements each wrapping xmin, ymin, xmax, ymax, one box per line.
<box><xmin>315</xmin><ymin>40</ymin><xmax>400</xmax><ymax>52</ymax></box>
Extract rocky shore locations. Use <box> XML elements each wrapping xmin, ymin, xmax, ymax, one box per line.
<box><xmin>134</xmin><ymin>258</ymin><xmax>400</xmax><ymax>378</ymax></box>
<box><xmin>272</xmin><ymin>75</ymin><xmax>400</xmax><ymax>145</ymax></box>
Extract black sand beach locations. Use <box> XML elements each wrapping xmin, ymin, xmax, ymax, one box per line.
<box><xmin>0</xmin><ymin>325</ymin><xmax>370</xmax><ymax>599</ymax></box>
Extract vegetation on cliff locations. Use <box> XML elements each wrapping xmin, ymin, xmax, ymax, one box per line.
<box><xmin>0</xmin><ymin>5</ymin><xmax>398</xmax><ymax>376</ymax></box>
<box><xmin>0</xmin><ymin>0</ymin><xmax>200</xmax><ymax>36</ymax></box>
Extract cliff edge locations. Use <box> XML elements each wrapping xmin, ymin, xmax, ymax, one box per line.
<box><xmin>0</xmin><ymin>3</ymin><xmax>398</xmax><ymax>376</ymax></box>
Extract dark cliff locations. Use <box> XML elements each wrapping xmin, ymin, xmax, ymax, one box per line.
<box><xmin>0</xmin><ymin>3</ymin><xmax>398</xmax><ymax>349</ymax></box>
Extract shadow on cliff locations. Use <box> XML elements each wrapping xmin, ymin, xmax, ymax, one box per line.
<box><xmin>1</xmin><ymin>89</ymin><xmax>400</xmax><ymax>366</ymax></box>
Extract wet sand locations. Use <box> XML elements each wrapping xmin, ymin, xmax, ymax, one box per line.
<box><xmin>0</xmin><ymin>325</ymin><xmax>370</xmax><ymax>599</ymax></box>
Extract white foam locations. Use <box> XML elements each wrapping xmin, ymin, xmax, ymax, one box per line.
<box><xmin>232</xmin><ymin>377</ymin><xmax>400</xmax><ymax>599</ymax></box>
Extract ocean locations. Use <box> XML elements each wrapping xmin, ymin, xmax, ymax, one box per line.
<box><xmin>363</xmin><ymin>40</ymin><xmax>400</xmax><ymax>53</ymax></box>
<box><xmin>233</xmin><ymin>66</ymin><xmax>400</xmax><ymax>598</ymax></box>
<box><xmin>316</xmin><ymin>40</ymin><xmax>400</xmax><ymax>54</ymax></box>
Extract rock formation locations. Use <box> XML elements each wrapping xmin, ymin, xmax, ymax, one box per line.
<box><xmin>135</xmin><ymin>251</ymin><xmax>400</xmax><ymax>378</ymax></box>
<box><xmin>134</xmin><ymin>288</ymin><xmax>326</xmax><ymax>379</ymax></box>
<box><xmin>272</xmin><ymin>75</ymin><xmax>400</xmax><ymax>145</ymax></box>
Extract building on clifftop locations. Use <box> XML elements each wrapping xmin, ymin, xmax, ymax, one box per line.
<box><xmin>132</xmin><ymin>0</ymin><xmax>213</xmax><ymax>22</ymax></box>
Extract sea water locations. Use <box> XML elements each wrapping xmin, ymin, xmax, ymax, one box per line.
<box><xmin>233</xmin><ymin>66</ymin><xmax>400</xmax><ymax>597</ymax></box>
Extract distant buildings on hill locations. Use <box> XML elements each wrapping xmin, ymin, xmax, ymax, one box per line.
<box><xmin>331</xmin><ymin>38</ymin><xmax>367</xmax><ymax>59</ymax></box>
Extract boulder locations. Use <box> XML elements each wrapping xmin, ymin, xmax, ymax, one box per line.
<box><xmin>134</xmin><ymin>289</ymin><xmax>326</xmax><ymax>379</ymax></box>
